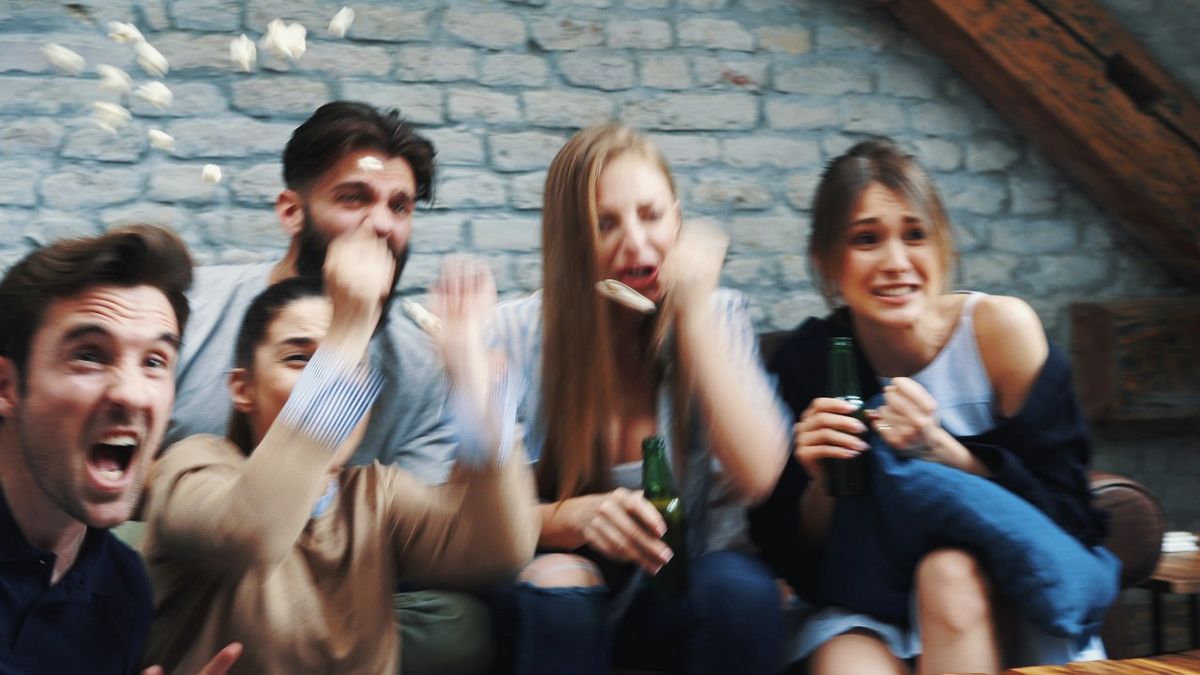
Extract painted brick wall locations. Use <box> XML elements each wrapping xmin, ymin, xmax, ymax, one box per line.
<box><xmin>0</xmin><ymin>0</ymin><xmax>1195</xmax><ymax>527</ymax></box>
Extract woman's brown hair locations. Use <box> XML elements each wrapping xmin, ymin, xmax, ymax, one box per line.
<box><xmin>809</xmin><ymin>137</ymin><xmax>956</xmax><ymax>306</ymax></box>
<box><xmin>538</xmin><ymin>124</ymin><xmax>683</xmax><ymax>501</ymax></box>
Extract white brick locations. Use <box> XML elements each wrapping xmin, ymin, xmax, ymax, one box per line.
<box><xmin>817</xmin><ymin>20</ymin><xmax>895</xmax><ymax>52</ymax></box>
<box><xmin>910</xmin><ymin>138</ymin><xmax>962</xmax><ymax>172</ymax></box>
<box><xmin>688</xmin><ymin>173</ymin><xmax>772</xmax><ymax>211</ymax></box>
<box><xmin>1009</xmin><ymin>175</ymin><xmax>1059</xmax><ymax>215</ymax></box>
<box><xmin>0</xmin><ymin>77</ymin><xmax>104</xmax><ymax>115</ymax></box>
<box><xmin>149</xmin><ymin>32</ymin><xmax>235</xmax><ymax>71</ymax></box>
<box><xmin>779</xmin><ymin>254</ymin><xmax>814</xmax><ymax>284</ymax></box>
<box><xmin>62</xmin><ymin>123</ymin><xmax>146</xmax><ymax>163</ymax></box>
<box><xmin>624</xmin><ymin>0</ymin><xmax>669</xmax><ymax>7</ymax></box>
<box><xmin>682</xmin><ymin>0</ymin><xmax>728</xmax><ymax>7</ymax></box>
<box><xmin>783</xmin><ymin>171</ymin><xmax>822</xmax><ymax>211</ymax></box>
<box><xmin>196</xmin><ymin>207</ymin><xmax>281</xmax><ymax>247</ymax></box>
<box><xmin>726</xmin><ymin>211</ymin><xmax>801</xmax><ymax>253</ymax></box>
<box><xmin>166</xmin><ymin>117</ymin><xmax>294</xmax><ymax>158</ymax></box>
<box><xmin>646</xmin><ymin>133</ymin><xmax>721</xmax><ymax>167</ymax></box>
<box><xmin>443</xmin><ymin>9</ymin><xmax>527</xmax><ymax>50</ymax></box>
<box><xmin>341</xmin><ymin>82</ymin><xmax>444</xmax><ymax>125</ymax></box>
<box><xmin>129</xmin><ymin>82</ymin><xmax>227</xmax><ymax>118</ymax></box>
<box><xmin>411</xmin><ymin>212</ymin><xmax>466</xmax><ymax>252</ymax></box>
<box><xmin>424</xmin><ymin>128</ymin><xmax>485</xmax><ymax>166</ymax></box>
<box><xmin>640</xmin><ymin>55</ymin><xmax>692</xmax><ymax>90</ymax></box>
<box><xmin>300</xmin><ymin>42</ymin><xmax>393</xmax><ymax>78</ymax></box>
<box><xmin>523</xmin><ymin>91</ymin><xmax>614</xmax><ymax>128</ymax></box>
<box><xmin>472</xmin><ymin>215</ymin><xmax>541</xmax><ymax>251</ymax></box>
<box><xmin>41</xmin><ymin>167</ymin><xmax>142</xmax><ymax>209</ymax></box>
<box><xmin>840</xmin><ymin>97</ymin><xmax>907</xmax><ymax>134</ymax></box>
<box><xmin>767</xmin><ymin>293</ymin><xmax>827</xmax><ymax>331</ymax></box>
<box><xmin>765</xmin><ymin>100</ymin><xmax>839</xmax><ymax>130</ymax></box>
<box><xmin>0</xmin><ymin>160</ymin><xmax>43</xmax><ymax>206</ymax></box>
<box><xmin>531</xmin><ymin>18</ymin><xmax>604</xmax><ymax>50</ymax></box>
<box><xmin>909</xmin><ymin>102</ymin><xmax>972</xmax><ymax>135</ymax></box>
<box><xmin>720</xmin><ymin>256</ymin><xmax>772</xmax><ymax>286</ymax></box>
<box><xmin>490</xmin><ymin>131</ymin><xmax>567</xmax><ymax>172</ymax></box>
<box><xmin>621</xmin><ymin>94</ymin><xmax>757</xmax><ymax>131</ymax></box>
<box><xmin>966</xmin><ymin>138</ymin><xmax>1021</xmax><ymax>172</ymax></box>
<box><xmin>232</xmin><ymin>78</ymin><xmax>331</xmax><ymax>117</ymax></box>
<box><xmin>722</xmin><ymin>136</ymin><xmax>820</xmax><ymax>169</ymax></box>
<box><xmin>23</xmin><ymin>211</ymin><xmax>100</xmax><ymax>245</ymax></box>
<box><xmin>692</xmin><ymin>56</ymin><xmax>767</xmax><ymax>91</ymax></box>
<box><xmin>447</xmin><ymin>88</ymin><xmax>521</xmax><ymax>124</ymax></box>
<box><xmin>878</xmin><ymin>61</ymin><xmax>941</xmax><ymax>99</ymax></box>
<box><xmin>990</xmin><ymin>218</ymin><xmax>1077</xmax><ymax>254</ymax></box>
<box><xmin>172</xmin><ymin>0</ymin><xmax>241</xmax><ymax>31</ymax></box>
<box><xmin>607</xmin><ymin>19</ymin><xmax>672</xmax><ymax>49</ymax></box>
<box><xmin>2</xmin><ymin>32</ymin><xmax>133</xmax><ymax>75</ymax></box>
<box><xmin>436</xmin><ymin>169</ymin><xmax>508</xmax><ymax>209</ymax></box>
<box><xmin>396</xmin><ymin>47</ymin><xmax>477</xmax><ymax>82</ymax></box>
<box><xmin>678</xmin><ymin>18</ymin><xmax>754</xmax><ymax>51</ymax></box>
<box><xmin>774</xmin><ymin>65</ymin><xmax>872</xmax><ymax>95</ymax></box>
<box><xmin>560</xmin><ymin>52</ymin><xmax>636</xmax><ymax>90</ymax></box>
<box><xmin>510</xmin><ymin>171</ymin><xmax>546</xmax><ymax>211</ymax></box>
<box><xmin>939</xmin><ymin>174</ymin><xmax>1007</xmax><ymax>215</ymax></box>
<box><xmin>1021</xmin><ymin>254</ymin><xmax>1111</xmax><ymax>293</ymax></box>
<box><xmin>100</xmin><ymin>203</ymin><xmax>195</xmax><ymax>237</ymax></box>
<box><xmin>482</xmin><ymin>54</ymin><xmax>549</xmax><ymax>86</ymax></box>
<box><xmin>756</xmin><ymin>27</ymin><xmax>812</xmax><ymax>55</ymax></box>
<box><xmin>511</xmin><ymin>253</ymin><xmax>543</xmax><ymax>291</ymax></box>
<box><xmin>229</xmin><ymin>162</ymin><xmax>284</xmax><ymax>205</ymax></box>
<box><xmin>148</xmin><ymin>163</ymin><xmax>225</xmax><ymax>203</ymax></box>
<box><xmin>342</xmin><ymin>7</ymin><xmax>431</xmax><ymax>42</ymax></box>
<box><xmin>0</xmin><ymin>118</ymin><xmax>64</xmax><ymax>155</ymax></box>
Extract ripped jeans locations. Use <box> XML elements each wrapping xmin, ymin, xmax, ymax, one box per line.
<box><xmin>491</xmin><ymin>551</ymin><xmax>782</xmax><ymax>675</ymax></box>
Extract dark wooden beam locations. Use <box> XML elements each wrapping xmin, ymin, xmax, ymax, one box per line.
<box><xmin>877</xmin><ymin>0</ymin><xmax>1200</xmax><ymax>287</ymax></box>
<box><xmin>1071</xmin><ymin>298</ymin><xmax>1200</xmax><ymax>421</ymax></box>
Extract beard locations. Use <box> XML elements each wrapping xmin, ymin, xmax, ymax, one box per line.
<box><xmin>295</xmin><ymin>212</ymin><xmax>409</xmax><ymax>327</ymax></box>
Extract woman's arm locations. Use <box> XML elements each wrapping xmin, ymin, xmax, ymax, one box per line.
<box><xmin>148</xmin><ymin>228</ymin><xmax>391</xmax><ymax>573</ymax></box>
<box><xmin>666</xmin><ymin>225</ymin><xmax>790</xmax><ymax>504</ymax></box>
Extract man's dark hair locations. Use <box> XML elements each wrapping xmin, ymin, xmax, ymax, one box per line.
<box><xmin>0</xmin><ymin>224</ymin><xmax>193</xmax><ymax>379</ymax></box>
<box><xmin>228</xmin><ymin>276</ymin><xmax>325</xmax><ymax>454</ymax></box>
<box><xmin>282</xmin><ymin>101</ymin><xmax>437</xmax><ymax>202</ymax></box>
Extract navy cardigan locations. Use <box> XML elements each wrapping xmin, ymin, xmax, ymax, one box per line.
<box><xmin>749</xmin><ymin>309</ymin><xmax>1109</xmax><ymax>602</ymax></box>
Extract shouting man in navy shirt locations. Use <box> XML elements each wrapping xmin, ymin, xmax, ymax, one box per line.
<box><xmin>0</xmin><ymin>225</ymin><xmax>238</xmax><ymax>674</ymax></box>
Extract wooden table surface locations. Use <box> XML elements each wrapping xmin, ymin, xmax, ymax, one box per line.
<box><xmin>1003</xmin><ymin>649</ymin><xmax>1200</xmax><ymax>673</ymax></box>
<box><xmin>1141</xmin><ymin>547</ymin><xmax>1200</xmax><ymax>594</ymax></box>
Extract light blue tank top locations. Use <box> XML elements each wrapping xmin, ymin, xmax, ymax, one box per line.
<box><xmin>879</xmin><ymin>292</ymin><xmax>996</xmax><ymax>436</ymax></box>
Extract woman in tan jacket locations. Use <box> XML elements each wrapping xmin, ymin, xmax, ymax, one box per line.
<box><xmin>141</xmin><ymin>232</ymin><xmax>536</xmax><ymax>674</ymax></box>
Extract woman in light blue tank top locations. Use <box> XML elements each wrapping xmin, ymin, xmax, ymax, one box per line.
<box><xmin>754</xmin><ymin>138</ymin><xmax>1113</xmax><ymax>673</ymax></box>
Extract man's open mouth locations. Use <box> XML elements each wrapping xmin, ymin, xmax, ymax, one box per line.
<box><xmin>88</xmin><ymin>435</ymin><xmax>138</xmax><ymax>485</ymax></box>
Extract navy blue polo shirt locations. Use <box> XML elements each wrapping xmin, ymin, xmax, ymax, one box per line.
<box><xmin>0</xmin><ymin>487</ymin><xmax>152</xmax><ymax>674</ymax></box>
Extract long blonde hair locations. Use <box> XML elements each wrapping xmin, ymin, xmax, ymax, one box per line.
<box><xmin>539</xmin><ymin>124</ymin><xmax>681</xmax><ymax>501</ymax></box>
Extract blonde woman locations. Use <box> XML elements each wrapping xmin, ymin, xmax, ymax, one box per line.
<box><xmin>488</xmin><ymin>124</ymin><xmax>791</xmax><ymax>674</ymax></box>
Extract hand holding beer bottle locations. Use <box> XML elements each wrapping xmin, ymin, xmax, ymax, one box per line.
<box><xmin>642</xmin><ymin>436</ymin><xmax>688</xmax><ymax>598</ymax></box>
<box><xmin>792</xmin><ymin>337</ymin><xmax>873</xmax><ymax>496</ymax></box>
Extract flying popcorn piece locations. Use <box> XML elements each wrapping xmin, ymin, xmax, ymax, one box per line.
<box><xmin>42</xmin><ymin>43</ymin><xmax>86</xmax><ymax>75</ymax></box>
<box><xmin>230</xmin><ymin>34</ymin><xmax>257</xmax><ymax>72</ymax></box>
<box><xmin>357</xmin><ymin>156</ymin><xmax>384</xmax><ymax>172</ymax></box>
<box><xmin>328</xmin><ymin>7</ymin><xmax>355</xmax><ymax>38</ymax></box>
<box><xmin>107</xmin><ymin>21</ymin><xmax>145</xmax><ymax>44</ymax></box>
<box><xmin>92</xmin><ymin>101</ymin><xmax>132</xmax><ymax>133</ymax></box>
<box><xmin>147</xmin><ymin>129</ymin><xmax>175</xmax><ymax>151</ymax></box>
<box><xmin>96</xmin><ymin>64</ymin><xmax>132</xmax><ymax>95</ymax></box>
<box><xmin>134</xmin><ymin>81</ymin><xmax>173</xmax><ymax>109</ymax></box>
<box><xmin>202</xmin><ymin>164</ymin><xmax>222</xmax><ymax>184</ymax></box>
<box><xmin>262</xmin><ymin>19</ymin><xmax>307</xmax><ymax>62</ymax></box>
<box><xmin>402</xmin><ymin>299</ymin><xmax>442</xmax><ymax>336</ymax></box>
<box><xmin>134</xmin><ymin>41</ymin><xmax>169</xmax><ymax>77</ymax></box>
<box><xmin>595</xmin><ymin>279</ymin><xmax>657</xmax><ymax>314</ymax></box>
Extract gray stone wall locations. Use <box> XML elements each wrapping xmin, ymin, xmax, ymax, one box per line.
<box><xmin>0</xmin><ymin>1</ymin><xmax>1196</xmax><ymax>527</ymax></box>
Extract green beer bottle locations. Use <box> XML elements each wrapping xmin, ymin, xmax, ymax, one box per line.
<box><xmin>823</xmin><ymin>337</ymin><xmax>872</xmax><ymax>496</ymax></box>
<box><xmin>642</xmin><ymin>435</ymin><xmax>688</xmax><ymax>598</ymax></box>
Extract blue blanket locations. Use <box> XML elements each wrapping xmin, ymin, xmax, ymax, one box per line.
<box><xmin>819</xmin><ymin>433</ymin><xmax>1120</xmax><ymax>639</ymax></box>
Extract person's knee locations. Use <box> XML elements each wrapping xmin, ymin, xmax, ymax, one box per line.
<box><xmin>915</xmin><ymin>548</ymin><xmax>991</xmax><ymax>633</ymax></box>
<box><xmin>518</xmin><ymin>553</ymin><xmax>603</xmax><ymax>589</ymax></box>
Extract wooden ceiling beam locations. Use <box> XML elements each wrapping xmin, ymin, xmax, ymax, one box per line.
<box><xmin>877</xmin><ymin>0</ymin><xmax>1200</xmax><ymax>287</ymax></box>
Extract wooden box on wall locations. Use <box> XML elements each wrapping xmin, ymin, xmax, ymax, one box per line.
<box><xmin>1071</xmin><ymin>298</ymin><xmax>1200</xmax><ymax>421</ymax></box>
